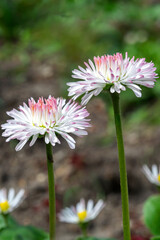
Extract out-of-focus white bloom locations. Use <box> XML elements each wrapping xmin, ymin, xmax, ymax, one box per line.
<box><xmin>58</xmin><ymin>199</ymin><xmax>105</xmax><ymax>223</ymax></box>
<box><xmin>1</xmin><ymin>96</ymin><xmax>90</xmax><ymax>151</ymax></box>
<box><xmin>142</xmin><ymin>164</ymin><xmax>160</xmax><ymax>186</ymax></box>
<box><xmin>0</xmin><ymin>188</ymin><xmax>25</xmax><ymax>214</ymax></box>
<box><xmin>67</xmin><ymin>52</ymin><xmax>157</xmax><ymax>105</ymax></box>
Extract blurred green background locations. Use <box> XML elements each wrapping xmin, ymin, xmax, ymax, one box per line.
<box><xmin>0</xmin><ymin>0</ymin><xmax>160</xmax><ymax>126</ymax></box>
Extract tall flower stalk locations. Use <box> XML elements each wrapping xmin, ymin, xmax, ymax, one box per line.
<box><xmin>111</xmin><ymin>92</ymin><xmax>130</xmax><ymax>240</ymax></box>
<box><xmin>67</xmin><ymin>52</ymin><xmax>157</xmax><ymax>240</ymax></box>
<box><xmin>46</xmin><ymin>143</ymin><xmax>56</xmax><ymax>240</ymax></box>
<box><xmin>1</xmin><ymin>96</ymin><xmax>90</xmax><ymax>240</ymax></box>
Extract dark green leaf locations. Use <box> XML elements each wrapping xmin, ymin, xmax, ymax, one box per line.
<box><xmin>0</xmin><ymin>214</ymin><xmax>20</xmax><ymax>232</ymax></box>
<box><xmin>0</xmin><ymin>225</ymin><xmax>49</xmax><ymax>240</ymax></box>
<box><xmin>143</xmin><ymin>195</ymin><xmax>160</xmax><ymax>235</ymax></box>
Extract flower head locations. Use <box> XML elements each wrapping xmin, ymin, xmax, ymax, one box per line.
<box><xmin>58</xmin><ymin>199</ymin><xmax>105</xmax><ymax>223</ymax></box>
<box><xmin>0</xmin><ymin>188</ymin><xmax>25</xmax><ymax>214</ymax></box>
<box><xmin>142</xmin><ymin>164</ymin><xmax>160</xmax><ymax>186</ymax></box>
<box><xmin>67</xmin><ymin>52</ymin><xmax>157</xmax><ymax>105</ymax></box>
<box><xmin>1</xmin><ymin>96</ymin><xmax>90</xmax><ymax>151</ymax></box>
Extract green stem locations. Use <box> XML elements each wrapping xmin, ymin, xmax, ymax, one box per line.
<box><xmin>111</xmin><ymin>92</ymin><xmax>131</xmax><ymax>240</ymax></box>
<box><xmin>2</xmin><ymin>214</ymin><xmax>8</xmax><ymax>227</ymax></box>
<box><xmin>46</xmin><ymin>143</ymin><xmax>56</xmax><ymax>240</ymax></box>
<box><xmin>79</xmin><ymin>222</ymin><xmax>88</xmax><ymax>237</ymax></box>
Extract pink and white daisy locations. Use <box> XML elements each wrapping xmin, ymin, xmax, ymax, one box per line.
<box><xmin>67</xmin><ymin>52</ymin><xmax>157</xmax><ymax>105</ymax></box>
<box><xmin>1</xmin><ymin>96</ymin><xmax>90</xmax><ymax>151</ymax></box>
<box><xmin>58</xmin><ymin>199</ymin><xmax>105</xmax><ymax>223</ymax></box>
<box><xmin>0</xmin><ymin>188</ymin><xmax>25</xmax><ymax>214</ymax></box>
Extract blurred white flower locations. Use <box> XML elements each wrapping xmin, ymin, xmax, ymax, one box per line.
<box><xmin>1</xmin><ymin>96</ymin><xmax>90</xmax><ymax>151</ymax></box>
<box><xmin>142</xmin><ymin>164</ymin><xmax>160</xmax><ymax>186</ymax></box>
<box><xmin>0</xmin><ymin>188</ymin><xmax>25</xmax><ymax>214</ymax></box>
<box><xmin>58</xmin><ymin>199</ymin><xmax>105</xmax><ymax>223</ymax></box>
<box><xmin>67</xmin><ymin>52</ymin><xmax>157</xmax><ymax>105</ymax></box>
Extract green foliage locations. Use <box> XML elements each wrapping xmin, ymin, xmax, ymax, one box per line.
<box><xmin>151</xmin><ymin>237</ymin><xmax>160</xmax><ymax>240</ymax></box>
<box><xmin>0</xmin><ymin>215</ymin><xmax>7</xmax><ymax>230</ymax></box>
<box><xmin>0</xmin><ymin>226</ymin><xmax>49</xmax><ymax>240</ymax></box>
<box><xmin>0</xmin><ymin>0</ymin><xmax>53</xmax><ymax>41</ymax></box>
<box><xmin>0</xmin><ymin>215</ymin><xmax>49</xmax><ymax>240</ymax></box>
<box><xmin>0</xmin><ymin>214</ymin><xmax>18</xmax><ymax>231</ymax></box>
<box><xmin>143</xmin><ymin>195</ymin><xmax>160</xmax><ymax>236</ymax></box>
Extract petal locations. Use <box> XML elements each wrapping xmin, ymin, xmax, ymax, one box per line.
<box><xmin>15</xmin><ymin>139</ymin><xmax>28</xmax><ymax>151</ymax></box>
<box><xmin>29</xmin><ymin>134</ymin><xmax>39</xmax><ymax>146</ymax></box>
<box><xmin>10</xmin><ymin>189</ymin><xmax>25</xmax><ymax>209</ymax></box>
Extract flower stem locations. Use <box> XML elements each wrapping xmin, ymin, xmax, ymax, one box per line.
<box><xmin>110</xmin><ymin>92</ymin><xmax>131</xmax><ymax>240</ymax></box>
<box><xmin>2</xmin><ymin>214</ymin><xmax>8</xmax><ymax>227</ymax></box>
<box><xmin>79</xmin><ymin>222</ymin><xmax>88</xmax><ymax>237</ymax></box>
<box><xmin>46</xmin><ymin>143</ymin><xmax>56</xmax><ymax>240</ymax></box>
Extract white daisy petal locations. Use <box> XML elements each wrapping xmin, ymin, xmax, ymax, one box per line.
<box><xmin>87</xmin><ymin>199</ymin><xmax>94</xmax><ymax>214</ymax></box>
<box><xmin>89</xmin><ymin>200</ymin><xmax>105</xmax><ymax>220</ymax></box>
<box><xmin>152</xmin><ymin>164</ymin><xmax>158</xmax><ymax>177</ymax></box>
<box><xmin>11</xmin><ymin>189</ymin><xmax>25</xmax><ymax>209</ymax></box>
<box><xmin>142</xmin><ymin>164</ymin><xmax>160</xmax><ymax>186</ymax></box>
<box><xmin>15</xmin><ymin>139</ymin><xmax>28</xmax><ymax>151</ymax></box>
<box><xmin>8</xmin><ymin>188</ymin><xmax>15</xmax><ymax>202</ymax></box>
<box><xmin>29</xmin><ymin>134</ymin><xmax>39</xmax><ymax>147</ymax></box>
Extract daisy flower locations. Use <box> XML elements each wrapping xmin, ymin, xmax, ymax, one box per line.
<box><xmin>0</xmin><ymin>188</ymin><xmax>25</xmax><ymax>214</ymax></box>
<box><xmin>67</xmin><ymin>52</ymin><xmax>157</xmax><ymax>105</ymax></box>
<box><xmin>1</xmin><ymin>96</ymin><xmax>90</xmax><ymax>151</ymax></box>
<box><xmin>58</xmin><ymin>199</ymin><xmax>105</xmax><ymax>223</ymax></box>
<box><xmin>142</xmin><ymin>164</ymin><xmax>160</xmax><ymax>186</ymax></box>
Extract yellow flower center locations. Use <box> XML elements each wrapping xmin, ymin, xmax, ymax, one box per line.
<box><xmin>77</xmin><ymin>210</ymin><xmax>87</xmax><ymax>221</ymax></box>
<box><xmin>157</xmin><ymin>174</ymin><xmax>160</xmax><ymax>182</ymax></box>
<box><xmin>0</xmin><ymin>201</ymin><xmax>10</xmax><ymax>212</ymax></box>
